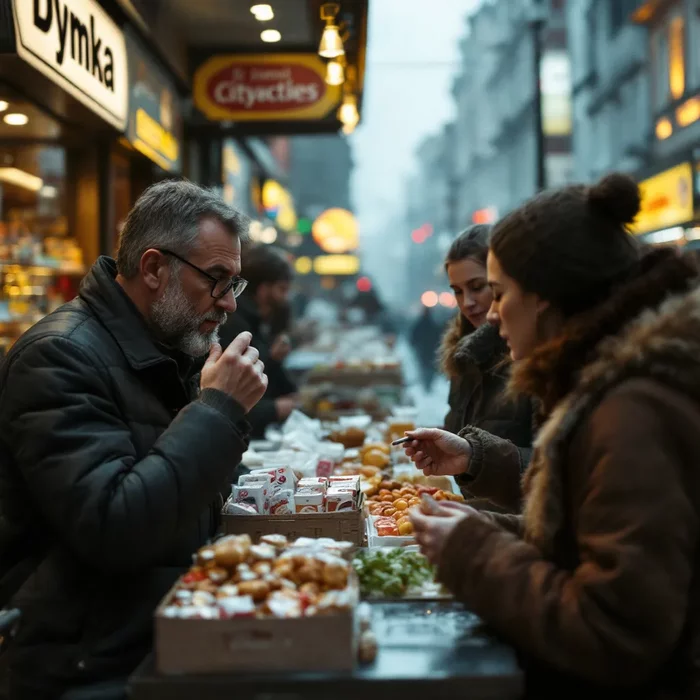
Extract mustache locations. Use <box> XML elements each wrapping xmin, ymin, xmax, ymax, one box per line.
<box><xmin>202</xmin><ymin>311</ymin><xmax>227</xmax><ymax>325</ymax></box>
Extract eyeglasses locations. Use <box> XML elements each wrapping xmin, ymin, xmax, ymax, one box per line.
<box><xmin>157</xmin><ymin>249</ymin><xmax>248</xmax><ymax>300</ymax></box>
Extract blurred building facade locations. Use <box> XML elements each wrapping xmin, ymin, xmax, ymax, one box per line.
<box><xmin>404</xmin><ymin>124</ymin><xmax>457</xmax><ymax>313</ymax></box>
<box><xmin>567</xmin><ymin>0</ymin><xmax>651</xmax><ymax>182</ymax></box>
<box><xmin>451</xmin><ymin>0</ymin><xmax>572</xmax><ymax>226</ymax></box>
<box><xmin>285</xmin><ymin>134</ymin><xmax>358</xmax><ymax>301</ymax></box>
<box><xmin>287</xmin><ymin>135</ymin><xmax>353</xmax><ymax>218</ymax></box>
<box><xmin>568</xmin><ymin>0</ymin><xmax>700</xmax><ymax>246</ymax></box>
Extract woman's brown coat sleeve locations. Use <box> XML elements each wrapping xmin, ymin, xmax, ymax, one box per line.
<box><xmin>456</xmin><ymin>425</ymin><xmax>530</xmax><ymax>512</ymax></box>
<box><xmin>438</xmin><ymin>382</ymin><xmax>699</xmax><ymax>685</ymax></box>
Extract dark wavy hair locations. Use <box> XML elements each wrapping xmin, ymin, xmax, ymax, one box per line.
<box><xmin>242</xmin><ymin>244</ymin><xmax>293</xmax><ymax>294</ymax></box>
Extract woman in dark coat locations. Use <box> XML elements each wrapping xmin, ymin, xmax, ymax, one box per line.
<box><xmin>406</xmin><ymin>174</ymin><xmax>700</xmax><ymax>700</ymax></box>
<box><xmin>440</xmin><ymin>225</ymin><xmax>533</xmax><ymax>512</ymax></box>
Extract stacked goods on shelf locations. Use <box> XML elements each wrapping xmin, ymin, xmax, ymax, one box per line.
<box><xmin>224</xmin><ymin>473</ymin><xmax>362</xmax><ymax>516</ymax></box>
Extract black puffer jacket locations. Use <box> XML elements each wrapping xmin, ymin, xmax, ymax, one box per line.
<box><xmin>218</xmin><ymin>293</ymin><xmax>296</xmax><ymax>438</ymax></box>
<box><xmin>0</xmin><ymin>257</ymin><xmax>249</xmax><ymax>698</ymax></box>
<box><xmin>440</xmin><ymin>318</ymin><xmax>533</xmax><ymax>512</ymax></box>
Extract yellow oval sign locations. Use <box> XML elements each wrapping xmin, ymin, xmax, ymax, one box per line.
<box><xmin>194</xmin><ymin>54</ymin><xmax>342</xmax><ymax>122</ymax></box>
<box><xmin>312</xmin><ymin>208</ymin><xmax>359</xmax><ymax>254</ymax></box>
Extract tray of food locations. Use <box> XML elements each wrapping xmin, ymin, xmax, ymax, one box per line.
<box><xmin>156</xmin><ymin>534</ymin><xmax>359</xmax><ymax>674</ymax></box>
<box><xmin>222</xmin><ymin>472</ymin><xmax>366</xmax><ymax>545</ymax></box>
<box><xmin>353</xmin><ymin>547</ymin><xmax>450</xmax><ymax>599</ymax></box>
<box><xmin>365</xmin><ymin>478</ymin><xmax>464</xmax><ymax>544</ymax></box>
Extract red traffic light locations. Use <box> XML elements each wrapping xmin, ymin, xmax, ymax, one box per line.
<box><xmin>356</xmin><ymin>276</ymin><xmax>372</xmax><ymax>292</ymax></box>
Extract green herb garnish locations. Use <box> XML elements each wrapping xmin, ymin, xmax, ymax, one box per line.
<box><xmin>353</xmin><ymin>549</ymin><xmax>437</xmax><ymax>598</ymax></box>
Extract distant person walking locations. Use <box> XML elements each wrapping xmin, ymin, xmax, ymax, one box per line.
<box><xmin>410</xmin><ymin>306</ymin><xmax>441</xmax><ymax>390</ymax></box>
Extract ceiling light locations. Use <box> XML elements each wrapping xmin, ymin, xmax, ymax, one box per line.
<box><xmin>0</xmin><ymin>101</ymin><xmax>8</xmax><ymax>112</ymax></box>
<box><xmin>4</xmin><ymin>113</ymin><xmax>28</xmax><ymax>126</ymax></box>
<box><xmin>338</xmin><ymin>93</ymin><xmax>359</xmax><ymax>126</ymax></box>
<box><xmin>0</xmin><ymin>167</ymin><xmax>43</xmax><ymax>191</ymax></box>
<box><xmin>326</xmin><ymin>59</ymin><xmax>345</xmax><ymax>86</ymax></box>
<box><xmin>251</xmin><ymin>4</ymin><xmax>274</xmax><ymax>21</ymax></box>
<box><xmin>319</xmin><ymin>3</ymin><xmax>344</xmax><ymax>58</ymax></box>
<box><xmin>261</xmin><ymin>29</ymin><xmax>281</xmax><ymax>42</ymax></box>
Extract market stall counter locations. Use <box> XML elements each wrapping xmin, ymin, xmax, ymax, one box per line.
<box><xmin>128</xmin><ymin>600</ymin><xmax>523</xmax><ymax>700</ymax></box>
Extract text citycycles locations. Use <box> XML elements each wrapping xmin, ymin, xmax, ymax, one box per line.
<box><xmin>32</xmin><ymin>0</ymin><xmax>116</xmax><ymax>91</ymax></box>
<box><xmin>210</xmin><ymin>66</ymin><xmax>323</xmax><ymax>111</ymax></box>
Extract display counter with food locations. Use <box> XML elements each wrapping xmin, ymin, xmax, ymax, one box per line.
<box><xmin>126</xmin><ymin>402</ymin><xmax>524</xmax><ymax>698</ymax></box>
<box><xmin>131</xmin><ymin>599</ymin><xmax>523</xmax><ymax>700</ymax></box>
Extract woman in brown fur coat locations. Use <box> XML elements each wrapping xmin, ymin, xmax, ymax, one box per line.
<box><xmin>440</xmin><ymin>226</ymin><xmax>532</xmax><ymax>512</ymax></box>
<box><xmin>404</xmin><ymin>173</ymin><xmax>700</xmax><ymax>699</ymax></box>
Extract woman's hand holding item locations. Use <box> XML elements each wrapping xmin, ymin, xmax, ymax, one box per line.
<box><xmin>402</xmin><ymin>428</ymin><xmax>473</xmax><ymax>476</ymax></box>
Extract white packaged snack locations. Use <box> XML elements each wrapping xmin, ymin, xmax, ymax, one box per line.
<box><xmin>295</xmin><ymin>489</ymin><xmax>324</xmax><ymax>513</ymax></box>
<box><xmin>269</xmin><ymin>489</ymin><xmax>296</xmax><ymax>515</ymax></box>
<box><xmin>233</xmin><ymin>483</ymin><xmax>269</xmax><ymax>514</ymax></box>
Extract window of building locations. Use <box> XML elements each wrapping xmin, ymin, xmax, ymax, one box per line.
<box><xmin>610</xmin><ymin>0</ymin><xmax>640</xmax><ymax>36</ymax></box>
<box><xmin>585</xmin><ymin>4</ymin><xmax>597</xmax><ymax>77</ymax></box>
<box><xmin>688</xmin><ymin>0</ymin><xmax>700</xmax><ymax>89</ymax></box>
<box><xmin>651</xmin><ymin>3</ymin><xmax>686</xmax><ymax>111</ymax></box>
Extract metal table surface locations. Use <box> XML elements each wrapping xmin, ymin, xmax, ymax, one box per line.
<box><xmin>129</xmin><ymin>601</ymin><xmax>523</xmax><ymax>700</ymax></box>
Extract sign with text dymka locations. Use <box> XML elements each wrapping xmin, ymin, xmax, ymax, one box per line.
<box><xmin>13</xmin><ymin>0</ymin><xmax>128</xmax><ymax>130</ymax></box>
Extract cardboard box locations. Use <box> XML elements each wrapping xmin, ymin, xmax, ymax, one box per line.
<box><xmin>222</xmin><ymin>494</ymin><xmax>366</xmax><ymax>546</ymax></box>
<box><xmin>155</xmin><ymin>582</ymin><xmax>358</xmax><ymax>674</ymax></box>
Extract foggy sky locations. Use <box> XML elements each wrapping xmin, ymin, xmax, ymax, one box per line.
<box><xmin>350</xmin><ymin>0</ymin><xmax>483</xmax><ymax>242</ymax></box>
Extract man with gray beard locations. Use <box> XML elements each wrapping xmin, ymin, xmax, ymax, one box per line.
<box><xmin>0</xmin><ymin>180</ymin><xmax>266</xmax><ymax>699</ymax></box>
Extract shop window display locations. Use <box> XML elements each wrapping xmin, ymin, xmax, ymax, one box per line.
<box><xmin>0</xmin><ymin>90</ymin><xmax>84</xmax><ymax>357</ymax></box>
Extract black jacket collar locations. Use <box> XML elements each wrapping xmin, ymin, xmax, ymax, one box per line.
<box><xmin>79</xmin><ymin>256</ymin><xmax>177</xmax><ymax>372</ymax></box>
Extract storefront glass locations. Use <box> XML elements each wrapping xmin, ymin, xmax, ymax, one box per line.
<box><xmin>0</xmin><ymin>86</ymin><xmax>84</xmax><ymax>356</ymax></box>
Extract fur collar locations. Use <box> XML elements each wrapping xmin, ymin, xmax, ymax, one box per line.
<box><xmin>439</xmin><ymin>316</ymin><xmax>507</xmax><ymax>376</ymax></box>
<box><xmin>519</xmin><ymin>248</ymin><xmax>700</xmax><ymax>556</ymax></box>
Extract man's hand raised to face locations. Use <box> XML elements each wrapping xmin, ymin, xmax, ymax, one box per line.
<box><xmin>200</xmin><ymin>332</ymin><xmax>268</xmax><ymax>413</ymax></box>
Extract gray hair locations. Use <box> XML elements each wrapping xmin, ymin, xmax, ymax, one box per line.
<box><xmin>116</xmin><ymin>179</ymin><xmax>249</xmax><ymax>278</ymax></box>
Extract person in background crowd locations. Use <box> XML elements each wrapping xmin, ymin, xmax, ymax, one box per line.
<box><xmin>406</xmin><ymin>173</ymin><xmax>700</xmax><ymax>699</ymax></box>
<box><xmin>219</xmin><ymin>244</ymin><xmax>298</xmax><ymax>438</ymax></box>
<box><xmin>349</xmin><ymin>283</ymin><xmax>395</xmax><ymax>335</ymax></box>
<box><xmin>440</xmin><ymin>225</ymin><xmax>532</xmax><ymax>512</ymax></box>
<box><xmin>409</xmin><ymin>306</ymin><xmax>441</xmax><ymax>390</ymax></box>
<box><xmin>0</xmin><ymin>181</ymin><xmax>267</xmax><ymax>700</ymax></box>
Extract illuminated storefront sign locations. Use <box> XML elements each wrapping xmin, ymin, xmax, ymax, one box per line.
<box><xmin>312</xmin><ymin>208</ymin><xmax>359</xmax><ymax>254</ymax></box>
<box><xmin>126</xmin><ymin>29</ymin><xmax>182</xmax><ymax>173</ymax></box>
<box><xmin>262</xmin><ymin>180</ymin><xmax>297</xmax><ymax>231</ymax></box>
<box><xmin>12</xmin><ymin>0</ymin><xmax>128</xmax><ymax>130</ymax></box>
<box><xmin>194</xmin><ymin>54</ymin><xmax>341</xmax><ymax>122</ymax></box>
<box><xmin>294</xmin><ymin>255</ymin><xmax>360</xmax><ymax>276</ymax></box>
<box><xmin>313</xmin><ymin>255</ymin><xmax>360</xmax><ymax>276</ymax></box>
<box><xmin>222</xmin><ymin>140</ymin><xmax>253</xmax><ymax>215</ymax></box>
<box><xmin>541</xmin><ymin>50</ymin><xmax>571</xmax><ymax>137</ymax></box>
<box><xmin>631</xmin><ymin>162</ymin><xmax>694</xmax><ymax>235</ymax></box>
